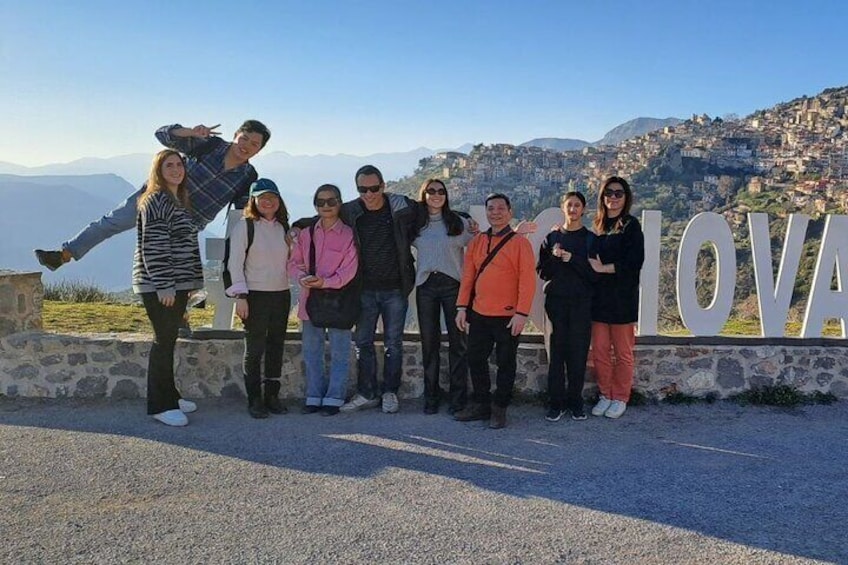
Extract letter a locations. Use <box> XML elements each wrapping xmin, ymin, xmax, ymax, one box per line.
<box><xmin>801</xmin><ymin>215</ymin><xmax>848</xmax><ymax>338</ymax></box>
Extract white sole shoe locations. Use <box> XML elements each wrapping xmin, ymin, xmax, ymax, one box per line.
<box><xmin>604</xmin><ymin>401</ymin><xmax>627</xmax><ymax>419</ymax></box>
<box><xmin>178</xmin><ymin>398</ymin><xmax>197</xmax><ymax>413</ymax></box>
<box><xmin>591</xmin><ymin>396</ymin><xmax>612</xmax><ymax>417</ymax></box>
<box><xmin>382</xmin><ymin>392</ymin><xmax>399</xmax><ymax>414</ymax></box>
<box><xmin>153</xmin><ymin>409</ymin><xmax>188</xmax><ymax>427</ymax></box>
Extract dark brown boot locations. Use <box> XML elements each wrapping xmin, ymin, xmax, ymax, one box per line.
<box><xmin>264</xmin><ymin>380</ymin><xmax>287</xmax><ymax>415</ymax></box>
<box><xmin>248</xmin><ymin>396</ymin><xmax>269</xmax><ymax>419</ymax></box>
<box><xmin>489</xmin><ymin>404</ymin><xmax>507</xmax><ymax>429</ymax></box>
<box><xmin>453</xmin><ymin>403</ymin><xmax>491</xmax><ymax>422</ymax></box>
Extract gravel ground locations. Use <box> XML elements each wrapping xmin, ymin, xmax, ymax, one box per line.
<box><xmin>1</xmin><ymin>397</ymin><xmax>846</xmax><ymax>564</ymax></box>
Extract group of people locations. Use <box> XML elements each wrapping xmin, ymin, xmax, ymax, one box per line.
<box><xmin>35</xmin><ymin>120</ymin><xmax>645</xmax><ymax>429</ymax></box>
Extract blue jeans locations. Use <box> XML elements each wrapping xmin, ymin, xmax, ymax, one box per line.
<box><xmin>63</xmin><ymin>188</ymin><xmax>144</xmax><ymax>260</ymax></box>
<box><xmin>302</xmin><ymin>319</ymin><xmax>352</xmax><ymax>407</ymax></box>
<box><xmin>353</xmin><ymin>289</ymin><xmax>408</xmax><ymax>398</ymax></box>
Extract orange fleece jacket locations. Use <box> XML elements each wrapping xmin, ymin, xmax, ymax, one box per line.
<box><xmin>457</xmin><ymin>229</ymin><xmax>537</xmax><ymax>317</ymax></box>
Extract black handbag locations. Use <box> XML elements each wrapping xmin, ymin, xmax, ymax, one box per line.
<box><xmin>304</xmin><ymin>223</ymin><xmax>361</xmax><ymax>329</ymax></box>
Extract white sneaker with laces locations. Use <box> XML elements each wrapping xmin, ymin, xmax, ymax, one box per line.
<box><xmin>604</xmin><ymin>400</ymin><xmax>627</xmax><ymax>419</ymax></box>
<box><xmin>153</xmin><ymin>409</ymin><xmax>188</xmax><ymax>427</ymax></box>
<box><xmin>340</xmin><ymin>393</ymin><xmax>380</xmax><ymax>413</ymax></box>
<box><xmin>591</xmin><ymin>395</ymin><xmax>612</xmax><ymax>417</ymax></box>
<box><xmin>178</xmin><ymin>398</ymin><xmax>197</xmax><ymax>413</ymax></box>
<box><xmin>382</xmin><ymin>392</ymin><xmax>399</xmax><ymax>414</ymax></box>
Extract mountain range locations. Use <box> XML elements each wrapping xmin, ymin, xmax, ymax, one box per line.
<box><xmin>520</xmin><ymin>117</ymin><xmax>682</xmax><ymax>151</ymax></box>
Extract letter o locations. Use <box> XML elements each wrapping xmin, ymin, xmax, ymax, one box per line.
<box><xmin>676</xmin><ymin>212</ymin><xmax>737</xmax><ymax>336</ymax></box>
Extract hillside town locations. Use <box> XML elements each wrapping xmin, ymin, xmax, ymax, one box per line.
<box><xmin>395</xmin><ymin>86</ymin><xmax>848</xmax><ymax>227</ymax></box>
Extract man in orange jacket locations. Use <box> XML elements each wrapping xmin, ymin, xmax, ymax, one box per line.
<box><xmin>454</xmin><ymin>193</ymin><xmax>536</xmax><ymax>429</ymax></box>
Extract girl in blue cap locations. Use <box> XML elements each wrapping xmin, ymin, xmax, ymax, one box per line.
<box><xmin>226</xmin><ymin>178</ymin><xmax>292</xmax><ymax>418</ymax></box>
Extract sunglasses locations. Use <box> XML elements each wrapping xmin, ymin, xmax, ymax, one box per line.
<box><xmin>315</xmin><ymin>198</ymin><xmax>339</xmax><ymax>208</ymax></box>
<box><xmin>425</xmin><ymin>187</ymin><xmax>447</xmax><ymax>196</ymax></box>
<box><xmin>603</xmin><ymin>189</ymin><xmax>626</xmax><ymax>199</ymax></box>
<box><xmin>357</xmin><ymin>184</ymin><xmax>382</xmax><ymax>194</ymax></box>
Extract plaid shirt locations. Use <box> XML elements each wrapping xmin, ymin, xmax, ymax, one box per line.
<box><xmin>155</xmin><ymin>124</ymin><xmax>257</xmax><ymax>228</ymax></box>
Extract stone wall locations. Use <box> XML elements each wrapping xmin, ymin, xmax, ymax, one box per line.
<box><xmin>2</xmin><ymin>331</ymin><xmax>847</xmax><ymax>401</ymax></box>
<box><xmin>0</xmin><ymin>271</ymin><xmax>42</xmax><ymax>337</ymax></box>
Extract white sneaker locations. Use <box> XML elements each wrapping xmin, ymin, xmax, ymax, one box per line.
<box><xmin>178</xmin><ymin>398</ymin><xmax>197</xmax><ymax>413</ymax></box>
<box><xmin>382</xmin><ymin>392</ymin><xmax>399</xmax><ymax>414</ymax></box>
<box><xmin>604</xmin><ymin>400</ymin><xmax>627</xmax><ymax>419</ymax></box>
<box><xmin>591</xmin><ymin>395</ymin><xmax>612</xmax><ymax>417</ymax></box>
<box><xmin>153</xmin><ymin>409</ymin><xmax>188</xmax><ymax>427</ymax></box>
<box><xmin>340</xmin><ymin>393</ymin><xmax>380</xmax><ymax>413</ymax></box>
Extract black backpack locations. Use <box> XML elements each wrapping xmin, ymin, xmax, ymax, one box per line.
<box><xmin>222</xmin><ymin>219</ymin><xmax>255</xmax><ymax>291</ymax></box>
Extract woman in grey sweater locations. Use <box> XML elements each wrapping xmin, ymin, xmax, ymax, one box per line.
<box><xmin>411</xmin><ymin>179</ymin><xmax>474</xmax><ymax>415</ymax></box>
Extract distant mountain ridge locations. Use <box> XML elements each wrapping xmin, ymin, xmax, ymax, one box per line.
<box><xmin>520</xmin><ymin>117</ymin><xmax>683</xmax><ymax>151</ymax></box>
<box><xmin>596</xmin><ymin>117</ymin><xmax>682</xmax><ymax>145</ymax></box>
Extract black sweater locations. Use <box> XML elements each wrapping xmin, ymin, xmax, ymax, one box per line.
<box><xmin>536</xmin><ymin>226</ymin><xmax>597</xmax><ymax>299</ymax></box>
<box><xmin>591</xmin><ymin>214</ymin><xmax>645</xmax><ymax>324</ymax></box>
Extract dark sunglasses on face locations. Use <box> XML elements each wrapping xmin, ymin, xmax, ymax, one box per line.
<box><xmin>315</xmin><ymin>198</ymin><xmax>339</xmax><ymax>208</ymax></box>
<box><xmin>357</xmin><ymin>184</ymin><xmax>382</xmax><ymax>194</ymax></box>
<box><xmin>425</xmin><ymin>187</ymin><xmax>447</xmax><ymax>196</ymax></box>
<box><xmin>603</xmin><ymin>189</ymin><xmax>626</xmax><ymax>199</ymax></box>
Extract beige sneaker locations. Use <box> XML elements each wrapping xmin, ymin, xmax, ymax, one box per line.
<box><xmin>340</xmin><ymin>394</ymin><xmax>380</xmax><ymax>413</ymax></box>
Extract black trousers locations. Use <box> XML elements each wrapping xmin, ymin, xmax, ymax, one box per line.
<box><xmin>545</xmin><ymin>294</ymin><xmax>592</xmax><ymax>412</ymax></box>
<box><xmin>242</xmin><ymin>290</ymin><xmax>291</xmax><ymax>398</ymax></box>
<box><xmin>142</xmin><ymin>291</ymin><xmax>189</xmax><ymax>415</ymax></box>
<box><xmin>416</xmin><ymin>273</ymin><xmax>468</xmax><ymax>409</ymax></box>
<box><xmin>467</xmin><ymin>311</ymin><xmax>519</xmax><ymax>408</ymax></box>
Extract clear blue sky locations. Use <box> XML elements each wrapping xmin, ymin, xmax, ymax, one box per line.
<box><xmin>2</xmin><ymin>0</ymin><xmax>846</xmax><ymax>165</ymax></box>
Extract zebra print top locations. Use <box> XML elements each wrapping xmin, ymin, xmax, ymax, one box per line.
<box><xmin>132</xmin><ymin>190</ymin><xmax>204</xmax><ymax>298</ymax></box>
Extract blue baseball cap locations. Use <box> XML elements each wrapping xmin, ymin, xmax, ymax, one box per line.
<box><xmin>249</xmin><ymin>178</ymin><xmax>280</xmax><ymax>198</ymax></box>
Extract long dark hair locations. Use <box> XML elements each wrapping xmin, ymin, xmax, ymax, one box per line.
<box><xmin>593</xmin><ymin>176</ymin><xmax>633</xmax><ymax>234</ymax></box>
<box><xmin>413</xmin><ymin>178</ymin><xmax>464</xmax><ymax>237</ymax></box>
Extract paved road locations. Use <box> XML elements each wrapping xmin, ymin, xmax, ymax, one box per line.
<box><xmin>1</xmin><ymin>397</ymin><xmax>846</xmax><ymax>564</ymax></box>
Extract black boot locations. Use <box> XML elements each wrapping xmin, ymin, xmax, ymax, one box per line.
<box><xmin>245</xmin><ymin>376</ymin><xmax>267</xmax><ymax>419</ymax></box>
<box><xmin>248</xmin><ymin>395</ymin><xmax>269</xmax><ymax>419</ymax></box>
<box><xmin>454</xmin><ymin>403</ymin><xmax>491</xmax><ymax>422</ymax></box>
<box><xmin>489</xmin><ymin>403</ymin><xmax>507</xmax><ymax>429</ymax></box>
<box><xmin>264</xmin><ymin>380</ymin><xmax>287</xmax><ymax>415</ymax></box>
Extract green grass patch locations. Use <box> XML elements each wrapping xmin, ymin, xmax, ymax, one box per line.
<box><xmin>731</xmin><ymin>385</ymin><xmax>838</xmax><ymax>407</ymax></box>
<box><xmin>41</xmin><ymin>300</ymin><xmax>304</xmax><ymax>334</ymax></box>
<box><xmin>42</xmin><ymin>301</ymin><xmax>215</xmax><ymax>333</ymax></box>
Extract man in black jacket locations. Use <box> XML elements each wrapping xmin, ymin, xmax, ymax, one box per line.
<box><xmin>339</xmin><ymin>165</ymin><xmax>417</xmax><ymax>414</ymax></box>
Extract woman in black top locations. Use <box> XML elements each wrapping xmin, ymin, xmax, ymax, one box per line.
<box><xmin>537</xmin><ymin>191</ymin><xmax>597</xmax><ymax>422</ymax></box>
<box><xmin>588</xmin><ymin>177</ymin><xmax>644</xmax><ymax>419</ymax></box>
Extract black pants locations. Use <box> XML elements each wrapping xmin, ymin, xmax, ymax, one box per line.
<box><xmin>467</xmin><ymin>311</ymin><xmax>519</xmax><ymax>408</ymax></box>
<box><xmin>142</xmin><ymin>291</ymin><xmax>189</xmax><ymax>415</ymax></box>
<box><xmin>243</xmin><ymin>290</ymin><xmax>291</xmax><ymax>398</ymax></box>
<box><xmin>416</xmin><ymin>273</ymin><xmax>468</xmax><ymax>409</ymax></box>
<box><xmin>545</xmin><ymin>294</ymin><xmax>592</xmax><ymax>412</ymax></box>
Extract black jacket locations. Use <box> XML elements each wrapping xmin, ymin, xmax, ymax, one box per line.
<box><xmin>591</xmin><ymin>215</ymin><xmax>645</xmax><ymax>324</ymax></box>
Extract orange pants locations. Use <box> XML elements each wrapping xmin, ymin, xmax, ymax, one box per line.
<box><xmin>590</xmin><ymin>322</ymin><xmax>636</xmax><ymax>402</ymax></box>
